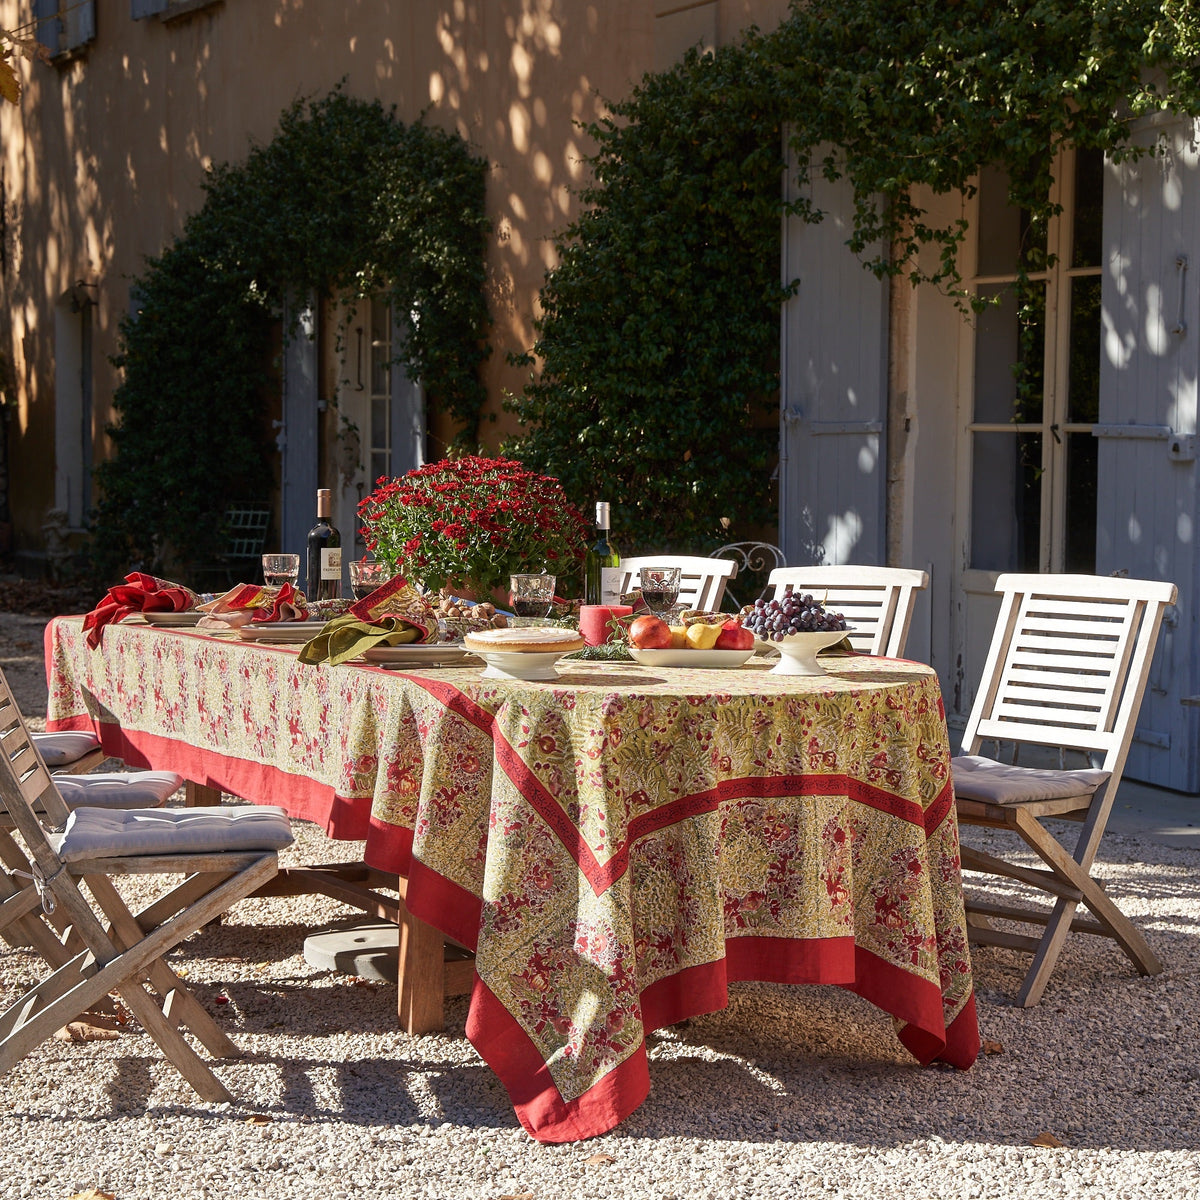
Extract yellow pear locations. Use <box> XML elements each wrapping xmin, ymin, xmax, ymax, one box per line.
<box><xmin>669</xmin><ymin>625</ymin><xmax>688</xmax><ymax>649</ymax></box>
<box><xmin>685</xmin><ymin>622</ymin><xmax>722</xmax><ymax>650</ymax></box>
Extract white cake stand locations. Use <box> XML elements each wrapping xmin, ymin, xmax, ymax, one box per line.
<box><xmin>756</xmin><ymin>630</ymin><xmax>850</xmax><ymax>676</ymax></box>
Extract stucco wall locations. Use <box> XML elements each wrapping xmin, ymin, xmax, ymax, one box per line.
<box><xmin>0</xmin><ymin>0</ymin><xmax>790</xmax><ymax>555</ymax></box>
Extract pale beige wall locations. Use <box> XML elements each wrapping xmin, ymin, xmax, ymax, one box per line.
<box><xmin>0</xmin><ymin>0</ymin><xmax>788</xmax><ymax>553</ymax></box>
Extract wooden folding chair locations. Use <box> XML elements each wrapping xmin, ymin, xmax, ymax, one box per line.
<box><xmin>952</xmin><ymin>572</ymin><xmax>1177</xmax><ymax>1006</ymax></box>
<box><xmin>0</xmin><ymin>668</ymin><xmax>293</xmax><ymax>1102</ymax></box>
<box><xmin>618</xmin><ymin>555</ymin><xmax>738</xmax><ymax>612</ymax></box>
<box><xmin>766</xmin><ymin>565</ymin><xmax>929</xmax><ymax>657</ymax></box>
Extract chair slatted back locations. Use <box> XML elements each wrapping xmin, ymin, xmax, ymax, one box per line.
<box><xmin>0</xmin><ymin>675</ymin><xmax>71</xmax><ymax>844</ymax></box>
<box><xmin>766</xmin><ymin>565</ymin><xmax>929</xmax><ymax>658</ymax></box>
<box><xmin>961</xmin><ymin>573</ymin><xmax>1178</xmax><ymax>778</ymax></box>
<box><xmin>619</xmin><ymin>555</ymin><xmax>738</xmax><ymax>612</ymax></box>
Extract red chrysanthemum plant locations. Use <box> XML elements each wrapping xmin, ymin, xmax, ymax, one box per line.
<box><xmin>358</xmin><ymin>455</ymin><xmax>588</xmax><ymax>602</ymax></box>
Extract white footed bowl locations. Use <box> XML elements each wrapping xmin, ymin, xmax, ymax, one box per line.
<box><xmin>755</xmin><ymin>630</ymin><xmax>850</xmax><ymax>676</ymax></box>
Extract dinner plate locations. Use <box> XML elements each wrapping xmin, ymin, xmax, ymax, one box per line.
<box><xmin>235</xmin><ymin>621</ymin><xmax>328</xmax><ymax>643</ymax></box>
<box><xmin>139</xmin><ymin>611</ymin><xmax>204</xmax><ymax>627</ymax></box>
<box><xmin>627</xmin><ymin>647</ymin><xmax>755</xmax><ymax>669</ymax></box>
<box><xmin>360</xmin><ymin>644</ymin><xmax>479</xmax><ymax>667</ymax></box>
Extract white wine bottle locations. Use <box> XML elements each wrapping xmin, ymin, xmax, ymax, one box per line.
<box><xmin>305</xmin><ymin>488</ymin><xmax>342</xmax><ymax>601</ymax></box>
<box><xmin>584</xmin><ymin>501</ymin><xmax>621</xmax><ymax>605</ymax></box>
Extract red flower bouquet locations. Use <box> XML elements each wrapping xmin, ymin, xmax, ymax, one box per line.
<box><xmin>358</xmin><ymin>455</ymin><xmax>588</xmax><ymax>598</ymax></box>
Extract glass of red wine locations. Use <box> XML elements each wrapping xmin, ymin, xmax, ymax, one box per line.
<box><xmin>639</xmin><ymin>566</ymin><xmax>682</xmax><ymax>617</ymax></box>
<box><xmin>510</xmin><ymin>573</ymin><xmax>556</xmax><ymax>622</ymax></box>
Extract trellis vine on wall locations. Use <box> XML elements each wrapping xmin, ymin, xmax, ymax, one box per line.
<box><xmin>92</xmin><ymin>87</ymin><xmax>491</xmax><ymax>580</ymax></box>
<box><xmin>507</xmin><ymin>0</ymin><xmax>1200</xmax><ymax>555</ymax></box>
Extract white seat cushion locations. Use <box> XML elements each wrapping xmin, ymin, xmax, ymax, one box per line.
<box><xmin>31</xmin><ymin>731</ymin><xmax>102</xmax><ymax>768</ymax></box>
<box><xmin>952</xmin><ymin>755</ymin><xmax>1110</xmax><ymax>806</ymax></box>
<box><xmin>55</xmin><ymin>772</ymin><xmax>183</xmax><ymax>810</ymax></box>
<box><xmin>57</xmin><ymin>805</ymin><xmax>294</xmax><ymax>863</ymax></box>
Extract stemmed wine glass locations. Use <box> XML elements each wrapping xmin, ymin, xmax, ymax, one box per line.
<box><xmin>639</xmin><ymin>566</ymin><xmax>682</xmax><ymax>618</ymax></box>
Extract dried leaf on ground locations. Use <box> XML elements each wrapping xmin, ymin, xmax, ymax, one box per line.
<box><xmin>54</xmin><ymin>1018</ymin><xmax>120</xmax><ymax>1043</ymax></box>
<box><xmin>585</xmin><ymin>1153</ymin><xmax>616</xmax><ymax>1165</ymax></box>
<box><xmin>497</xmin><ymin>1193</ymin><xmax>535</xmax><ymax>1200</ymax></box>
<box><xmin>244</xmin><ymin>1113</ymin><xmax>273</xmax><ymax>1126</ymax></box>
<box><xmin>982</xmin><ymin>1039</ymin><xmax>1005</xmax><ymax>1055</ymax></box>
<box><xmin>1030</xmin><ymin>1131</ymin><xmax>1064</xmax><ymax>1148</ymax></box>
<box><xmin>68</xmin><ymin>1189</ymin><xmax>116</xmax><ymax>1200</ymax></box>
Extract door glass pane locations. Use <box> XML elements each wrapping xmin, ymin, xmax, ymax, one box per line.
<box><xmin>976</xmin><ymin>164</ymin><xmax>1046</xmax><ymax>275</ymax></box>
<box><xmin>1067</xmin><ymin>275</ymin><xmax>1101</xmax><ymax>424</ymax></box>
<box><xmin>1071</xmin><ymin>149</ymin><xmax>1104</xmax><ymax>269</ymax></box>
<box><xmin>1064</xmin><ymin>432</ymin><xmax>1097</xmax><ymax>572</ymax></box>
<box><xmin>971</xmin><ymin>432</ymin><xmax>1042</xmax><ymax>571</ymax></box>
<box><xmin>370</xmin><ymin>303</ymin><xmax>391</xmax><ymax>396</ymax></box>
<box><xmin>974</xmin><ymin>283</ymin><xmax>1045</xmax><ymax>424</ymax></box>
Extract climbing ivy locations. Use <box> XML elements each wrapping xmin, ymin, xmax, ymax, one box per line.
<box><xmin>505</xmin><ymin>41</ymin><xmax>789</xmax><ymax>555</ymax></box>
<box><xmin>92</xmin><ymin>88</ymin><xmax>490</xmax><ymax>580</ymax></box>
<box><xmin>507</xmin><ymin>1</ymin><xmax>1200</xmax><ymax>553</ymax></box>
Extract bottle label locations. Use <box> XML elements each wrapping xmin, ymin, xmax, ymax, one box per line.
<box><xmin>320</xmin><ymin>547</ymin><xmax>342</xmax><ymax>580</ymax></box>
<box><xmin>600</xmin><ymin>566</ymin><xmax>622</xmax><ymax>605</ymax></box>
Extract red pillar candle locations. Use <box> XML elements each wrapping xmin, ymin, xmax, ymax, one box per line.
<box><xmin>579</xmin><ymin>604</ymin><xmax>633</xmax><ymax>647</ymax></box>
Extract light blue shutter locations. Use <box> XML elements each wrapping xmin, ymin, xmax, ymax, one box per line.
<box><xmin>33</xmin><ymin>0</ymin><xmax>58</xmax><ymax>53</ymax></box>
<box><xmin>1097</xmin><ymin>115</ymin><xmax>1200</xmax><ymax>792</ymax></box>
<box><xmin>71</xmin><ymin>0</ymin><xmax>95</xmax><ymax>47</ymax></box>
<box><xmin>389</xmin><ymin>314</ymin><xmax>425</xmax><ymax>477</ymax></box>
<box><xmin>280</xmin><ymin>296</ymin><xmax>320</xmax><ymax>563</ymax></box>
<box><xmin>779</xmin><ymin>143</ymin><xmax>889</xmax><ymax>567</ymax></box>
<box><xmin>131</xmin><ymin>0</ymin><xmax>168</xmax><ymax>18</ymax></box>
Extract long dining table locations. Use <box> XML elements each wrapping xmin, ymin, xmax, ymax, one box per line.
<box><xmin>45</xmin><ymin>615</ymin><xmax>979</xmax><ymax>1142</ymax></box>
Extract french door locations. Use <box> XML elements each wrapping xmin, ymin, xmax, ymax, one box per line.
<box><xmin>952</xmin><ymin>147</ymin><xmax>1104</xmax><ymax>719</ymax></box>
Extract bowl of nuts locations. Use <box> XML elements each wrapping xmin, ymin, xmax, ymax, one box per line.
<box><xmin>434</xmin><ymin>596</ymin><xmax>509</xmax><ymax>643</ymax></box>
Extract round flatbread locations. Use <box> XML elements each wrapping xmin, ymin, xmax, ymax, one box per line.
<box><xmin>462</xmin><ymin>626</ymin><xmax>585</xmax><ymax>654</ymax></box>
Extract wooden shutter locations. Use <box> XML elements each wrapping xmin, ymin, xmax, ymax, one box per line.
<box><xmin>1097</xmin><ymin>114</ymin><xmax>1200</xmax><ymax>792</ymax></box>
<box><xmin>779</xmin><ymin>142</ymin><xmax>889</xmax><ymax>567</ymax></box>
<box><xmin>131</xmin><ymin>0</ymin><xmax>168</xmax><ymax>18</ymax></box>
<box><xmin>32</xmin><ymin>0</ymin><xmax>58</xmax><ymax>52</ymax></box>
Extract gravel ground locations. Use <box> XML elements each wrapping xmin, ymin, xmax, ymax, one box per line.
<box><xmin>2</xmin><ymin>608</ymin><xmax>1199</xmax><ymax>1199</ymax></box>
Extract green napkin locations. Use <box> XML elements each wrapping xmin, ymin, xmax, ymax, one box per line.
<box><xmin>297</xmin><ymin>614</ymin><xmax>426</xmax><ymax>667</ymax></box>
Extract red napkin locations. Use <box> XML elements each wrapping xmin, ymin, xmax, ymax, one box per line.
<box><xmin>249</xmin><ymin>582</ymin><xmax>308</xmax><ymax>623</ymax></box>
<box><xmin>82</xmin><ymin>572</ymin><xmax>199</xmax><ymax>648</ymax></box>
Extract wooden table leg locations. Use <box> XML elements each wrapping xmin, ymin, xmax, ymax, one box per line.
<box><xmin>396</xmin><ymin>886</ymin><xmax>449</xmax><ymax>1034</ymax></box>
<box><xmin>185</xmin><ymin>781</ymin><xmax>223</xmax><ymax>807</ymax></box>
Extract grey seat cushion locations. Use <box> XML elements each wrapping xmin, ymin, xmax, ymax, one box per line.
<box><xmin>57</xmin><ymin>804</ymin><xmax>294</xmax><ymax>863</ymax></box>
<box><xmin>56</xmin><ymin>772</ymin><xmax>183</xmax><ymax>810</ymax></box>
<box><xmin>952</xmin><ymin>754</ymin><xmax>1110</xmax><ymax>805</ymax></box>
<box><xmin>31</xmin><ymin>731</ymin><xmax>102</xmax><ymax>768</ymax></box>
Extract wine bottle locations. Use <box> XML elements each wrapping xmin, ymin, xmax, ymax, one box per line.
<box><xmin>584</xmin><ymin>501</ymin><xmax>621</xmax><ymax>605</ymax></box>
<box><xmin>305</xmin><ymin>488</ymin><xmax>343</xmax><ymax>601</ymax></box>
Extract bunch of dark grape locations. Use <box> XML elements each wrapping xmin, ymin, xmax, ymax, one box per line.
<box><xmin>743</xmin><ymin>586</ymin><xmax>848</xmax><ymax>642</ymax></box>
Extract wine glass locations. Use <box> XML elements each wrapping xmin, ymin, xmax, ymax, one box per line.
<box><xmin>262</xmin><ymin>553</ymin><xmax>300</xmax><ymax>589</ymax></box>
<box><xmin>349</xmin><ymin>558</ymin><xmax>392</xmax><ymax>600</ymax></box>
<box><xmin>510</xmin><ymin>573</ymin><xmax>556</xmax><ymax>623</ymax></box>
<box><xmin>639</xmin><ymin>566</ymin><xmax>681</xmax><ymax>617</ymax></box>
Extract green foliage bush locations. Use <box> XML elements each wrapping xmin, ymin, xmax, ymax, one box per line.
<box><xmin>507</xmin><ymin>0</ymin><xmax>1200</xmax><ymax>554</ymax></box>
<box><xmin>92</xmin><ymin>88</ymin><xmax>490</xmax><ymax>581</ymax></box>
<box><xmin>505</xmin><ymin>42</ymin><xmax>789</xmax><ymax>555</ymax></box>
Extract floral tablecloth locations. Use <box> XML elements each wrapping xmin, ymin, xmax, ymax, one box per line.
<box><xmin>46</xmin><ymin>617</ymin><xmax>979</xmax><ymax>1142</ymax></box>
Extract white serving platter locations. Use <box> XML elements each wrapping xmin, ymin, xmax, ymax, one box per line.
<box><xmin>139</xmin><ymin>611</ymin><xmax>205</xmax><ymax>627</ymax></box>
<box><xmin>627</xmin><ymin>647</ymin><xmax>755</xmax><ymax>669</ymax></box>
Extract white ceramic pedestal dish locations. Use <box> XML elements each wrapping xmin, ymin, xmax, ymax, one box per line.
<box><xmin>476</xmin><ymin>649</ymin><xmax>570</xmax><ymax>681</ymax></box>
<box><xmin>756</xmin><ymin>630</ymin><xmax>850</xmax><ymax>676</ymax></box>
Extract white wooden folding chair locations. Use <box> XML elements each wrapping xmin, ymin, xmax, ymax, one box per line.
<box><xmin>766</xmin><ymin>565</ymin><xmax>929</xmax><ymax>657</ymax></box>
<box><xmin>0</xmin><ymin>668</ymin><xmax>293</xmax><ymax>1102</ymax></box>
<box><xmin>619</xmin><ymin>555</ymin><xmax>738</xmax><ymax>612</ymax></box>
<box><xmin>952</xmin><ymin>572</ymin><xmax>1177</xmax><ymax>1007</ymax></box>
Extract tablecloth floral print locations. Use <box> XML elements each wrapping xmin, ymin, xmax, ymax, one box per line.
<box><xmin>47</xmin><ymin>617</ymin><xmax>979</xmax><ymax>1141</ymax></box>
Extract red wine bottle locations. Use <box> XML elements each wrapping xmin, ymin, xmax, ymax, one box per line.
<box><xmin>305</xmin><ymin>488</ymin><xmax>342</xmax><ymax>601</ymax></box>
